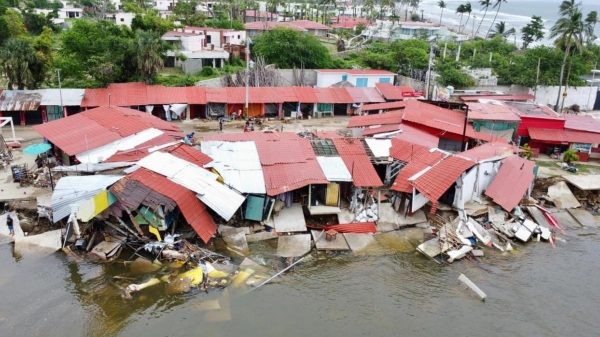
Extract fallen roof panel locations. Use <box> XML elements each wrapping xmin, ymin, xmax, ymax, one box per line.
<box><xmin>484</xmin><ymin>155</ymin><xmax>535</xmax><ymax>211</ymax></box>
<box><xmin>330</xmin><ymin>138</ymin><xmax>383</xmax><ymax>187</ymax></box>
<box><xmin>316</xmin><ymin>156</ymin><xmax>353</xmax><ymax>182</ymax></box>
<box><xmin>137</xmin><ymin>151</ymin><xmax>245</xmax><ymax>221</ymax></box>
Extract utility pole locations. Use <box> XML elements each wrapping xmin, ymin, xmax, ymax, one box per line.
<box><xmin>245</xmin><ymin>36</ymin><xmax>250</xmax><ymax>119</ymax></box>
<box><xmin>57</xmin><ymin>69</ymin><xmax>64</xmax><ymax>118</ymax></box>
<box><xmin>587</xmin><ymin>64</ymin><xmax>598</xmax><ymax>111</ymax></box>
<box><xmin>425</xmin><ymin>38</ymin><xmax>436</xmax><ymax>100</ymax></box>
<box><xmin>534</xmin><ymin>58</ymin><xmax>541</xmax><ymax>101</ymax></box>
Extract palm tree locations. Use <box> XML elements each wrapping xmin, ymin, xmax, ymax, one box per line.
<box><xmin>475</xmin><ymin>0</ymin><xmax>492</xmax><ymax>36</ymax></box>
<box><xmin>551</xmin><ymin>0</ymin><xmax>585</xmax><ymax>110</ymax></box>
<box><xmin>486</xmin><ymin>0</ymin><xmax>508</xmax><ymax>38</ymax></box>
<box><xmin>438</xmin><ymin>0</ymin><xmax>446</xmax><ymax>25</ymax></box>
<box><xmin>135</xmin><ymin>31</ymin><xmax>166</xmax><ymax>84</ymax></box>
<box><xmin>490</xmin><ymin>21</ymin><xmax>515</xmax><ymax>38</ymax></box>
<box><xmin>585</xmin><ymin>10</ymin><xmax>598</xmax><ymax>44</ymax></box>
<box><xmin>456</xmin><ymin>4</ymin><xmax>467</xmax><ymax>31</ymax></box>
<box><xmin>0</xmin><ymin>38</ymin><xmax>37</xmax><ymax>90</ymax></box>
<box><xmin>462</xmin><ymin>2</ymin><xmax>472</xmax><ymax>33</ymax></box>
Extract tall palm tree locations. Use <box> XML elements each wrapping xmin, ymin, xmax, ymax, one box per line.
<box><xmin>462</xmin><ymin>2</ymin><xmax>472</xmax><ymax>33</ymax></box>
<box><xmin>475</xmin><ymin>0</ymin><xmax>492</xmax><ymax>36</ymax></box>
<box><xmin>438</xmin><ymin>0</ymin><xmax>446</xmax><ymax>25</ymax></box>
<box><xmin>0</xmin><ymin>38</ymin><xmax>37</xmax><ymax>90</ymax></box>
<box><xmin>489</xmin><ymin>21</ymin><xmax>515</xmax><ymax>38</ymax></box>
<box><xmin>551</xmin><ymin>0</ymin><xmax>585</xmax><ymax>110</ymax></box>
<box><xmin>486</xmin><ymin>0</ymin><xmax>508</xmax><ymax>38</ymax></box>
<box><xmin>585</xmin><ymin>10</ymin><xmax>598</xmax><ymax>44</ymax></box>
<box><xmin>456</xmin><ymin>4</ymin><xmax>467</xmax><ymax>31</ymax></box>
<box><xmin>135</xmin><ymin>31</ymin><xmax>166</xmax><ymax>84</ymax></box>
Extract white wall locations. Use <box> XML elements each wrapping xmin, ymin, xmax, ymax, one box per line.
<box><xmin>224</xmin><ymin>31</ymin><xmax>246</xmax><ymax>45</ymax></box>
<box><xmin>115</xmin><ymin>12</ymin><xmax>135</xmax><ymax>28</ymax></box>
<box><xmin>316</xmin><ymin>72</ymin><xmax>394</xmax><ymax>88</ymax></box>
<box><xmin>153</xmin><ymin>0</ymin><xmax>173</xmax><ymax>11</ymax></box>
<box><xmin>452</xmin><ymin>160</ymin><xmax>502</xmax><ymax>209</ymax></box>
<box><xmin>535</xmin><ymin>86</ymin><xmax>598</xmax><ymax>111</ymax></box>
<box><xmin>181</xmin><ymin>35</ymin><xmax>205</xmax><ymax>52</ymax></box>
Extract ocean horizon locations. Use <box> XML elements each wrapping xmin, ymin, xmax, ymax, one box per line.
<box><xmin>419</xmin><ymin>0</ymin><xmax>600</xmax><ymax>45</ymax></box>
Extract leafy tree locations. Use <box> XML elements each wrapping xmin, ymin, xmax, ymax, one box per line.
<box><xmin>551</xmin><ymin>0</ymin><xmax>584</xmax><ymax>110</ymax></box>
<box><xmin>174</xmin><ymin>0</ymin><xmax>198</xmax><ymax>21</ymax></box>
<box><xmin>252</xmin><ymin>28</ymin><xmax>333</xmax><ymax>68</ymax></box>
<box><xmin>438</xmin><ymin>1</ymin><xmax>446</xmax><ymax>25</ymax></box>
<box><xmin>57</xmin><ymin>19</ymin><xmax>136</xmax><ymax>86</ymax></box>
<box><xmin>475</xmin><ymin>0</ymin><xmax>492</xmax><ymax>36</ymax></box>
<box><xmin>486</xmin><ymin>0</ymin><xmax>508</xmax><ymax>38</ymax></box>
<box><xmin>521</xmin><ymin>16</ymin><xmax>544</xmax><ymax>48</ymax></box>
<box><xmin>0</xmin><ymin>38</ymin><xmax>43</xmax><ymax>89</ymax></box>
<box><xmin>0</xmin><ymin>16</ymin><xmax>9</xmax><ymax>45</ymax></box>
<box><xmin>563</xmin><ymin>149</ymin><xmax>579</xmax><ymax>163</ymax></box>
<box><xmin>134</xmin><ymin>30</ymin><xmax>166</xmax><ymax>83</ymax></box>
<box><xmin>2</xmin><ymin>8</ymin><xmax>26</xmax><ymax>37</ymax></box>
<box><xmin>456</xmin><ymin>4</ymin><xmax>467</xmax><ymax>30</ymax></box>
<box><xmin>23</xmin><ymin>10</ymin><xmax>55</xmax><ymax>34</ymax></box>
<box><xmin>436</xmin><ymin>61</ymin><xmax>475</xmax><ymax>87</ymax></box>
<box><xmin>131</xmin><ymin>11</ymin><xmax>173</xmax><ymax>34</ymax></box>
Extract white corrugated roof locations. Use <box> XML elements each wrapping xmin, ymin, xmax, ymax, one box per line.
<box><xmin>200</xmin><ymin>141</ymin><xmax>265</xmax><ymax>194</ymax></box>
<box><xmin>51</xmin><ymin>175</ymin><xmax>123</xmax><ymax>223</ymax></box>
<box><xmin>76</xmin><ymin>128</ymin><xmax>164</xmax><ymax>164</ymax></box>
<box><xmin>365</xmin><ymin>138</ymin><xmax>392</xmax><ymax>158</ymax></box>
<box><xmin>137</xmin><ymin>151</ymin><xmax>245</xmax><ymax>221</ymax></box>
<box><xmin>316</xmin><ymin>156</ymin><xmax>352</xmax><ymax>182</ymax></box>
<box><xmin>38</xmin><ymin>89</ymin><xmax>85</xmax><ymax>106</ymax></box>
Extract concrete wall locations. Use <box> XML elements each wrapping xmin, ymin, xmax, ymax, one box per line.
<box><xmin>535</xmin><ymin>86</ymin><xmax>598</xmax><ymax>111</ymax></box>
<box><xmin>316</xmin><ymin>73</ymin><xmax>394</xmax><ymax>88</ymax></box>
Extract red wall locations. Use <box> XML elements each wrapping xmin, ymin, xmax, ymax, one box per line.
<box><xmin>517</xmin><ymin>116</ymin><xmax>565</xmax><ymax>137</ymax></box>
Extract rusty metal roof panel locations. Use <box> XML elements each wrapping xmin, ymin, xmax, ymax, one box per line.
<box><xmin>0</xmin><ymin>91</ymin><xmax>42</xmax><ymax>111</ymax></box>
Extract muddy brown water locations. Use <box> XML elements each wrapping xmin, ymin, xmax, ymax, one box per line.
<box><xmin>1</xmin><ymin>226</ymin><xmax>600</xmax><ymax>337</ymax></box>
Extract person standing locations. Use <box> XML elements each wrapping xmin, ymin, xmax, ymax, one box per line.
<box><xmin>6</xmin><ymin>211</ymin><xmax>14</xmax><ymax>236</ymax></box>
<box><xmin>219</xmin><ymin>117</ymin><xmax>223</xmax><ymax>132</ymax></box>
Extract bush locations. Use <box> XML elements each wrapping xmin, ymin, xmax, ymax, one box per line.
<box><xmin>199</xmin><ymin>66</ymin><xmax>215</xmax><ymax>76</ymax></box>
<box><xmin>520</xmin><ymin>144</ymin><xmax>534</xmax><ymax>160</ymax></box>
<box><xmin>563</xmin><ymin>149</ymin><xmax>579</xmax><ymax>163</ymax></box>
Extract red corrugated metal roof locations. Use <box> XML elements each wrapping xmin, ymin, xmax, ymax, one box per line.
<box><xmin>484</xmin><ymin>155</ymin><xmax>535</xmax><ymax>211</ymax></box>
<box><xmin>323</xmin><ymin>222</ymin><xmax>377</xmax><ymax>233</ymax></box>
<box><xmin>34</xmin><ymin>106</ymin><xmax>182</xmax><ymax>156</ymax></box>
<box><xmin>394</xmin><ymin>124</ymin><xmax>440</xmax><ymax>148</ymax></box>
<box><xmin>460</xmin><ymin>142</ymin><xmax>516</xmax><ymax>162</ymax></box>
<box><xmin>411</xmin><ymin>156</ymin><xmax>475</xmax><ymax>209</ymax></box>
<box><xmin>294</xmin><ymin>86</ymin><xmax>319</xmax><ymax>103</ymax></box>
<box><xmin>362</xmin><ymin>101</ymin><xmax>406</xmax><ymax>111</ymax></box>
<box><xmin>330</xmin><ymin>17</ymin><xmax>370</xmax><ymax>29</ymax></box>
<box><xmin>401</xmin><ymin>100</ymin><xmax>494</xmax><ymax>142</ymax></box>
<box><xmin>458</xmin><ymin>94</ymin><xmax>534</xmax><ymax>102</ymax></box>
<box><xmin>82</xmin><ymin>83</ymin><xmax>206</xmax><ymax>107</ymax></box>
<box><xmin>348</xmin><ymin>111</ymin><xmax>404</xmax><ymax>128</ymax></box>
<box><xmin>504</xmin><ymin>101</ymin><xmax>563</xmax><ymax>120</ymax></box>
<box><xmin>202</xmin><ymin>132</ymin><xmax>327</xmax><ymax>195</ymax></box>
<box><xmin>127</xmin><ymin>168</ymin><xmax>217</xmax><ymax>243</ymax></box>
<box><xmin>467</xmin><ymin>102</ymin><xmax>521</xmax><ymax>122</ymax></box>
<box><xmin>563</xmin><ymin>114</ymin><xmax>600</xmax><ymax>134</ymax></box>
<box><xmin>361</xmin><ymin>124</ymin><xmax>402</xmax><ymax>136</ymax></box>
<box><xmin>205</xmin><ymin>87</ymin><xmax>229</xmax><ymax>103</ymax></box>
<box><xmin>528</xmin><ymin>127</ymin><xmax>600</xmax><ymax>144</ymax></box>
<box><xmin>314</xmin><ymin>87</ymin><xmax>353</xmax><ymax>104</ymax></box>
<box><xmin>375</xmin><ymin>83</ymin><xmax>420</xmax><ymax>100</ymax></box>
<box><xmin>331</xmin><ymin>137</ymin><xmax>383</xmax><ymax>187</ymax></box>
<box><xmin>345</xmin><ymin>87</ymin><xmax>386</xmax><ymax>103</ymax></box>
<box><xmin>390</xmin><ymin>139</ymin><xmax>446</xmax><ymax>193</ymax></box>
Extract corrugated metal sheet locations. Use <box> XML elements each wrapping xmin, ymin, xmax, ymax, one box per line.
<box><xmin>411</xmin><ymin>156</ymin><xmax>475</xmax><ymax>210</ymax></box>
<box><xmin>365</xmin><ymin>138</ymin><xmax>392</xmax><ymax>158</ymax></box>
<box><xmin>316</xmin><ymin>156</ymin><xmax>352</xmax><ymax>182</ymax></box>
<box><xmin>330</xmin><ymin>137</ymin><xmax>383</xmax><ymax>187</ymax></box>
<box><xmin>348</xmin><ymin>111</ymin><xmax>403</xmax><ymax>128</ymax></box>
<box><xmin>137</xmin><ymin>152</ymin><xmax>245</xmax><ymax>221</ymax></box>
<box><xmin>362</xmin><ymin>101</ymin><xmax>406</xmax><ymax>111</ymax></box>
<box><xmin>201</xmin><ymin>141</ymin><xmax>266</xmax><ymax>194</ymax></box>
<box><xmin>314</xmin><ymin>88</ymin><xmax>353</xmax><ymax>104</ymax></box>
<box><xmin>0</xmin><ymin>91</ymin><xmax>42</xmax><ymax>111</ymax></box>
<box><xmin>563</xmin><ymin>114</ymin><xmax>600</xmax><ymax>133</ymax></box>
<box><xmin>393</xmin><ymin>124</ymin><xmax>440</xmax><ymax>148</ymax></box>
<box><xmin>485</xmin><ymin>155</ymin><xmax>535</xmax><ymax>211</ymax></box>
<box><xmin>76</xmin><ymin>128</ymin><xmax>164</xmax><ymax>164</ymax></box>
<box><xmin>361</xmin><ymin>124</ymin><xmax>402</xmax><ymax>137</ymax></box>
<box><xmin>460</xmin><ymin>142</ymin><xmax>515</xmax><ymax>162</ymax></box>
<box><xmin>51</xmin><ymin>175</ymin><xmax>123</xmax><ymax>222</ymax></box>
<box><xmin>345</xmin><ymin>87</ymin><xmax>386</xmax><ymax>103</ymax></box>
<box><xmin>124</xmin><ymin>168</ymin><xmax>216</xmax><ymax>243</ymax></box>
<box><xmin>528</xmin><ymin>127</ymin><xmax>600</xmax><ymax>144</ymax></box>
<box><xmin>375</xmin><ymin>83</ymin><xmax>420</xmax><ymax>100</ymax></box>
<box><xmin>34</xmin><ymin>106</ymin><xmax>182</xmax><ymax>156</ymax></box>
<box><xmin>467</xmin><ymin>102</ymin><xmax>521</xmax><ymax>121</ymax></box>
